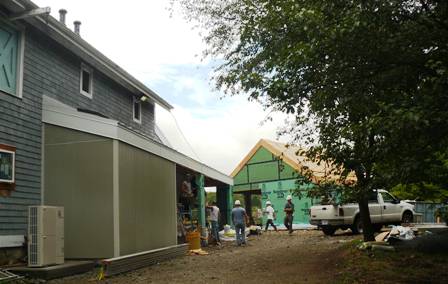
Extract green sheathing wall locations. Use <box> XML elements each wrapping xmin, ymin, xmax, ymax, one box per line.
<box><xmin>43</xmin><ymin>124</ymin><xmax>114</xmax><ymax>258</ymax></box>
<box><xmin>260</xmin><ymin>180</ymin><xmax>313</xmax><ymax>224</ymax></box>
<box><xmin>279</xmin><ymin>162</ymin><xmax>299</xmax><ymax>180</ymax></box>
<box><xmin>233</xmin><ymin>167</ymin><xmax>248</xmax><ymax>184</ymax></box>
<box><xmin>119</xmin><ymin>142</ymin><xmax>176</xmax><ymax>256</ymax></box>
<box><xmin>248</xmin><ymin>147</ymin><xmax>273</xmax><ymax>163</ymax></box>
<box><xmin>233</xmin><ymin>146</ymin><xmax>299</xmax><ymax>192</ymax></box>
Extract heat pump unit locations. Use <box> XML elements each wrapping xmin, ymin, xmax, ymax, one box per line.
<box><xmin>28</xmin><ymin>206</ymin><xmax>64</xmax><ymax>267</ymax></box>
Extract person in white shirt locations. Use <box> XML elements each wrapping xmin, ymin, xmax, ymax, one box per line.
<box><xmin>208</xmin><ymin>201</ymin><xmax>221</xmax><ymax>244</ymax></box>
<box><xmin>264</xmin><ymin>201</ymin><xmax>277</xmax><ymax>232</ymax></box>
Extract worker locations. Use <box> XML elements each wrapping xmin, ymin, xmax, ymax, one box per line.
<box><xmin>264</xmin><ymin>201</ymin><xmax>277</xmax><ymax>232</ymax></box>
<box><xmin>232</xmin><ymin>200</ymin><xmax>248</xmax><ymax>246</ymax></box>
<box><xmin>207</xmin><ymin>201</ymin><xmax>221</xmax><ymax>245</ymax></box>
<box><xmin>180</xmin><ymin>173</ymin><xmax>194</xmax><ymax>211</ymax></box>
<box><xmin>284</xmin><ymin>195</ymin><xmax>295</xmax><ymax>234</ymax></box>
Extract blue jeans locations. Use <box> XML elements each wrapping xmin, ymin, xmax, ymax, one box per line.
<box><xmin>235</xmin><ymin>223</ymin><xmax>245</xmax><ymax>245</ymax></box>
<box><xmin>211</xmin><ymin>220</ymin><xmax>220</xmax><ymax>242</ymax></box>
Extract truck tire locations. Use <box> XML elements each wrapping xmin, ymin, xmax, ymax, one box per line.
<box><xmin>321</xmin><ymin>226</ymin><xmax>336</xmax><ymax>236</ymax></box>
<box><xmin>352</xmin><ymin>216</ymin><xmax>362</xmax><ymax>234</ymax></box>
<box><xmin>402</xmin><ymin>211</ymin><xmax>413</xmax><ymax>224</ymax></box>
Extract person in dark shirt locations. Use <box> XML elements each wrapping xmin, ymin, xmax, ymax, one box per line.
<box><xmin>284</xmin><ymin>195</ymin><xmax>295</xmax><ymax>234</ymax></box>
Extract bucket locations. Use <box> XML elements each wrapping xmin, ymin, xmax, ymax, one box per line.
<box><xmin>186</xmin><ymin>231</ymin><xmax>201</xmax><ymax>250</ymax></box>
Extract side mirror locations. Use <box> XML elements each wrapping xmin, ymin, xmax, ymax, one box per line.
<box><xmin>392</xmin><ymin>199</ymin><xmax>400</xmax><ymax>204</ymax></box>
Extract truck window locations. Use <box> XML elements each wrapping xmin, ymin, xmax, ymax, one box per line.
<box><xmin>381</xmin><ymin>192</ymin><xmax>396</xmax><ymax>203</ymax></box>
<box><xmin>368</xmin><ymin>191</ymin><xmax>378</xmax><ymax>203</ymax></box>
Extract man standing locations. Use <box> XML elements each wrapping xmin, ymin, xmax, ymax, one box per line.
<box><xmin>232</xmin><ymin>200</ymin><xmax>248</xmax><ymax>246</ymax></box>
<box><xmin>284</xmin><ymin>195</ymin><xmax>295</xmax><ymax>234</ymax></box>
<box><xmin>264</xmin><ymin>201</ymin><xmax>277</xmax><ymax>232</ymax></box>
<box><xmin>208</xmin><ymin>201</ymin><xmax>221</xmax><ymax>245</ymax></box>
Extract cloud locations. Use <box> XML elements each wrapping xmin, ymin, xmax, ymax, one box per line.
<box><xmin>157</xmin><ymin>96</ymin><xmax>290</xmax><ymax>175</ymax></box>
<box><xmin>34</xmin><ymin>0</ymin><xmax>293</xmax><ymax>176</ymax></box>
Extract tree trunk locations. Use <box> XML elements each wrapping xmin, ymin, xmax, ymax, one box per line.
<box><xmin>358</xmin><ymin>193</ymin><xmax>375</xmax><ymax>242</ymax></box>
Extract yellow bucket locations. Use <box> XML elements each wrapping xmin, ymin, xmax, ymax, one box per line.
<box><xmin>186</xmin><ymin>231</ymin><xmax>201</xmax><ymax>250</ymax></box>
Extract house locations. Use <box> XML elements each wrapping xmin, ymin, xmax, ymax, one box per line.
<box><xmin>231</xmin><ymin>139</ymin><xmax>337</xmax><ymax>227</ymax></box>
<box><xmin>0</xmin><ymin>0</ymin><xmax>232</xmax><ymax>261</ymax></box>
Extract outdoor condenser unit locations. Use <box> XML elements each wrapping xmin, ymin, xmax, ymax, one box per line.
<box><xmin>28</xmin><ymin>206</ymin><xmax>64</xmax><ymax>267</ymax></box>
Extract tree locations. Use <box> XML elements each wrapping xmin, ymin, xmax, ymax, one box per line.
<box><xmin>174</xmin><ymin>0</ymin><xmax>448</xmax><ymax>241</ymax></box>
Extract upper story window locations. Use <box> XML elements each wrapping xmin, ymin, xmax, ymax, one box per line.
<box><xmin>80</xmin><ymin>63</ymin><xmax>93</xmax><ymax>98</ymax></box>
<box><xmin>0</xmin><ymin>20</ymin><xmax>24</xmax><ymax>98</ymax></box>
<box><xmin>133</xmin><ymin>97</ymin><xmax>142</xmax><ymax>124</ymax></box>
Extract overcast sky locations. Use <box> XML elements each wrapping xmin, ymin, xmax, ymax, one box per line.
<box><xmin>33</xmin><ymin>0</ymin><xmax>290</xmax><ymax>174</ymax></box>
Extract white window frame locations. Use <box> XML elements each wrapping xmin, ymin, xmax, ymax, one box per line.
<box><xmin>132</xmin><ymin>97</ymin><xmax>142</xmax><ymax>124</ymax></box>
<box><xmin>0</xmin><ymin>149</ymin><xmax>15</xmax><ymax>184</ymax></box>
<box><xmin>80</xmin><ymin>63</ymin><xmax>93</xmax><ymax>98</ymax></box>
<box><xmin>0</xmin><ymin>19</ymin><xmax>24</xmax><ymax>99</ymax></box>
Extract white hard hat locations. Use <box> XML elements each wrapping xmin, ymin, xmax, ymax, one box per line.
<box><xmin>234</xmin><ymin>200</ymin><xmax>241</xmax><ymax>206</ymax></box>
<box><xmin>266</xmin><ymin>201</ymin><xmax>272</xmax><ymax>205</ymax></box>
<box><xmin>286</xmin><ymin>195</ymin><xmax>292</xmax><ymax>200</ymax></box>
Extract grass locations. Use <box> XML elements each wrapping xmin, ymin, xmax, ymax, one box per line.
<box><xmin>336</xmin><ymin>240</ymin><xmax>448</xmax><ymax>283</ymax></box>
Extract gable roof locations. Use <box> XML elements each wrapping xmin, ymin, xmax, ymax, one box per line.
<box><xmin>2</xmin><ymin>0</ymin><xmax>173</xmax><ymax>110</ymax></box>
<box><xmin>231</xmin><ymin>139</ymin><xmax>355</xmax><ymax>184</ymax></box>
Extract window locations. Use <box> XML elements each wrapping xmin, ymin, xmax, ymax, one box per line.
<box><xmin>80</xmin><ymin>64</ymin><xmax>93</xmax><ymax>98</ymax></box>
<box><xmin>382</xmin><ymin>192</ymin><xmax>396</xmax><ymax>203</ymax></box>
<box><xmin>133</xmin><ymin>97</ymin><xmax>142</xmax><ymax>123</ymax></box>
<box><xmin>0</xmin><ymin>21</ymin><xmax>24</xmax><ymax>98</ymax></box>
<box><xmin>0</xmin><ymin>145</ymin><xmax>15</xmax><ymax>184</ymax></box>
<box><xmin>368</xmin><ymin>191</ymin><xmax>379</xmax><ymax>203</ymax></box>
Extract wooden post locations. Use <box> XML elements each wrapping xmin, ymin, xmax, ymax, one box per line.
<box><xmin>196</xmin><ymin>174</ymin><xmax>207</xmax><ymax>245</ymax></box>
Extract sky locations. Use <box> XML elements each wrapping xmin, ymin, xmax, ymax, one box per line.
<box><xmin>33</xmin><ymin>0</ymin><xmax>290</xmax><ymax>175</ymax></box>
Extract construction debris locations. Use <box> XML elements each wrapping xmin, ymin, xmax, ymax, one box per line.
<box><xmin>187</xmin><ymin>249</ymin><xmax>209</xmax><ymax>256</ymax></box>
<box><xmin>0</xmin><ymin>269</ymin><xmax>23</xmax><ymax>283</ymax></box>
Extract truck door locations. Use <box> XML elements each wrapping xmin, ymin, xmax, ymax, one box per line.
<box><xmin>380</xmin><ymin>192</ymin><xmax>402</xmax><ymax>223</ymax></box>
<box><xmin>367</xmin><ymin>191</ymin><xmax>382</xmax><ymax>223</ymax></box>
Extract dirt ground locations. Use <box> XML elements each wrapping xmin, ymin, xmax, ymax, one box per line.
<box><xmin>48</xmin><ymin>230</ymin><xmax>358</xmax><ymax>284</ymax></box>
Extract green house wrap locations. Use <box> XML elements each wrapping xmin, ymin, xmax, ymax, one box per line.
<box><xmin>231</xmin><ymin>139</ymin><xmax>319</xmax><ymax>226</ymax></box>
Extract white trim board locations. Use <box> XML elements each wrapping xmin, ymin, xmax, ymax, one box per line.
<box><xmin>42</xmin><ymin>96</ymin><xmax>233</xmax><ymax>185</ymax></box>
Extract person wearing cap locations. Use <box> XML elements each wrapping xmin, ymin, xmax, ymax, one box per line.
<box><xmin>232</xmin><ymin>200</ymin><xmax>248</xmax><ymax>246</ymax></box>
<box><xmin>263</xmin><ymin>201</ymin><xmax>277</xmax><ymax>232</ymax></box>
<box><xmin>284</xmin><ymin>195</ymin><xmax>295</xmax><ymax>234</ymax></box>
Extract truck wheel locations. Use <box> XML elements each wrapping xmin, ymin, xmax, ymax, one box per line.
<box><xmin>402</xmin><ymin>211</ymin><xmax>413</xmax><ymax>224</ymax></box>
<box><xmin>352</xmin><ymin>216</ymin><xmax>362</xmax><ymax>235</ymax></box>
<box><xmin>321</xmin><ymin>226</ymin><xmax>336</xmax><ymax>236</ymax></box>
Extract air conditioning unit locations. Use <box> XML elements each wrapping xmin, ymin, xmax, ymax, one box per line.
<box><xmin>28</xmin><ymin>206</ymin><xmax>64</xmax><ymax>267</ymax></box>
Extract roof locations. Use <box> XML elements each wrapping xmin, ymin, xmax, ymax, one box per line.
<box><xmin>2</xmin><ymin>0</ymin><xmax>173</xmax><ymax>110</ymax></box>
<box><xmin>43</xmin><ymin>96</ymin><xmax>233</xmax><ymax>185</ymax></box>
<box><xmin>231</xmin><ymin>139</ymin><xmax>356</xmax><ymax>184</ymax></box>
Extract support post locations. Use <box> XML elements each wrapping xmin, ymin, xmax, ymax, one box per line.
<box><xmin>227</xmin><ymin>185</ymin><xmax>234</xmax><ymax>226</ymax></box>
<box><xmin>244</xmin><ymin>191</ymin><xmax>253</xmax><ymax>225</ymax></box>
<box><xmin>196</xmin><ymin>174</ymin><xmax>206</xmax><ymax>245</ymax></box>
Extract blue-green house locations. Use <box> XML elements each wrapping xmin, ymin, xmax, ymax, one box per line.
<box><xmin>231</xmin><ymin>139</ymin><xmax>327</xmax><ymax>227</ymax></box>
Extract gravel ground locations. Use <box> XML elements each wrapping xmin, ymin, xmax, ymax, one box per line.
<box><xmin>48</xmin><ymin>230</ymin><xmax>357</xmax><ymax>284</ymax></box>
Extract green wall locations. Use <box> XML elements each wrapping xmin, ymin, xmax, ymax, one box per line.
<box><xmin>119</xmin><ymin>142</ymin><xmax>177</xmax><ymax>255</ymax></box>
<box><xmin>233</xmin><ymin>146</ymin><xmax>313</xmax><ymax>224</ymax></box>
<box><xmin>260</xmin><ymin>180</ymin><xmax>313</xmax><ymax>224</ymax></box>
<box><xmin>44</xmin><ymin>124</ymin><xmax>115</xmax><ymax>258</ymax></box>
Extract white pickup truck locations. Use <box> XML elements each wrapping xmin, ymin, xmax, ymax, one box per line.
<box><xmin>310</xmin><ymin>190</ymin><xmax>415</xmax><ymax>235</ymax></box>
